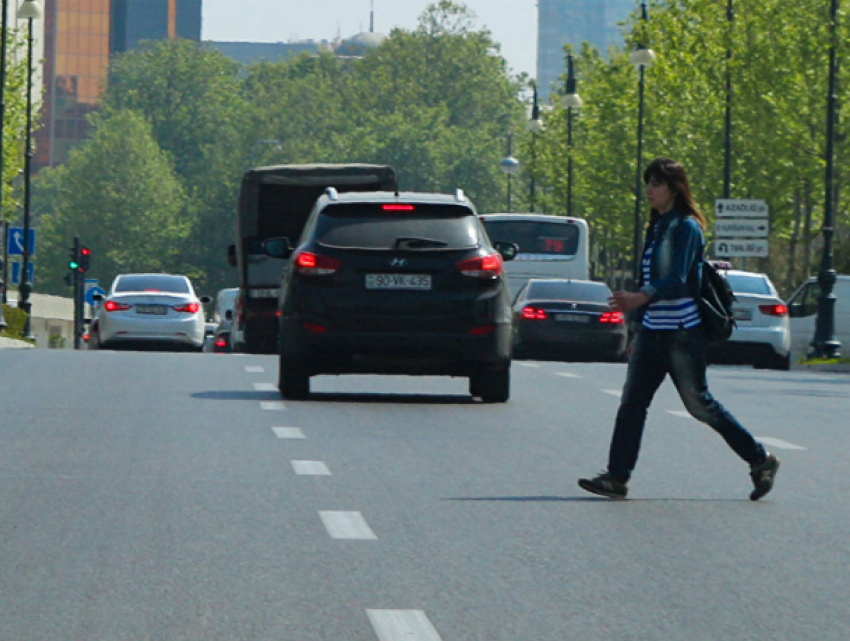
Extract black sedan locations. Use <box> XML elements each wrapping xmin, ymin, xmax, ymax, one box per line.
<box><xmin>512</xmin><ymin>279</ymin><xmax>627</xmax><ymax>361</ymax></box>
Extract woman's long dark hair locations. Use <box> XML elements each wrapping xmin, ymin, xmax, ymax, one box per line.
<box><xmin>643</xmin><ymin>158</ymin><xmax>706</xmax><ymax>231</ymax></box>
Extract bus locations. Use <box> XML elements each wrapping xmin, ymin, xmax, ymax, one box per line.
<box><xmin>478</xmin><ymin>213</ymin><xmax>590</xmax><ymax>294</ymax></box>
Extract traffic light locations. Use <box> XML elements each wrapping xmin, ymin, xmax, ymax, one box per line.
<box><xmin>79</xmin><ymin>246</ymin><xmax>91</xmax><ymax>273</ymax></box>
<box><xmin>69</xmin><ymin>245</ymin><xmax>80</xmax><ymax>271</ymax></box>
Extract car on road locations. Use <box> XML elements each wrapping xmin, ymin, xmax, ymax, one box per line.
<box><xmin>91</xmin><ymin>273</ymin><xmax>212</xmax><ymax>351</ymax></box>
<box><xmin>511</xmin><ymin>279</ymin><xmax>627</xmax><ymax>361</ymax></box>
<box><xmin>707</xmin><ymin>268</ymin><xmax>791</xmax><ymax>370</ymax></box>
<box><xmin>263</xmin><ymin>189</ymin><xmax>518</xmax><ymax>402</ymax></box>
<box><xmin>209</xmin><ymin>287</ymin><xmax>239</xmax><ymax>353</ymax></box>
<box><xmin>786</xmin><ymin>274</ymin><xmax>850</xmax><ymax>360</ymax></box>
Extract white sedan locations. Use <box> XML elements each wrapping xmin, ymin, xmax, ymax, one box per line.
<box><xmin>91</xmin><ymin>273</ymin><xmax>212</xmax><ymax>351</ymax></box>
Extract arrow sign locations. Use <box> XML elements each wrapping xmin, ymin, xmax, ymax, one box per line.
<box><xmin>84</xmin><ymin>286</ymin><xmax>106</xmax><ymax>306</ymax></box>
<box><xmin>715</xmin><ymin>199</ymin><xmax>769</xmax><ymax>218</ymax></box>
<box><xmin>714</xmin><ymin>239</ymin><xmax>769</xmax><ymax>257</ymax></box>
<box><xmin>6</xmin><ymin>227</ymin><xmax>36</xmax><ymax>256</ymax></box>
<box><xmin>715</xmin><ymin>220</ymin><xmax>769</xmax><ymax>238</ymax></box>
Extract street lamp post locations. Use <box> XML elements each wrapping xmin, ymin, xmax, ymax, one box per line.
<box><xmin>630</xmin><ymin>1</ymin><xmax>655</xmax><ymax>285</ymax></box>
<box><xmin>17</xmin><ymin>0</ymin><xmax>40</xmax><ymax>341</ymax></box>
<box><xmin>723</xmin><ymin>0</ymin><xmax>733</xmax><ymax>199</ymax></box>
<box><xmin>811</xmin><ymin>0</ymin><xmax>842</xmax><ymax>358</ymax></box>
<box><xmin>0</xmin><ymin>0</ymin><xmax>9</xmax><ymax>328</ymax></box>
<box><xmin>499</xmin><ymin>131</ymin><xmax>519</xmax><ymax>212</ymax></box>
<box><xmin>526</xmin><ymin>83</ymin><xmax>544</xmax><ymax>213</ymax></box>
<box><xmin>562</xmin><ymin>54</ymin><xmax>583</xmax><ymax>219</ymax></box>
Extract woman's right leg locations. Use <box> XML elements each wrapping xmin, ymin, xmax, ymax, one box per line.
<box><xmin>607</xmin><ymin>330</ymin><xmax>669</xmax><ymax>481</ymax></box>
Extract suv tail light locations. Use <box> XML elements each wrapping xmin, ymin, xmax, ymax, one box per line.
<box><xmin>457</xmin><ymin>252</ymin><xmax>503</xmax><ymax>279</ymax></box>
<box><xmin>104</xmin><ymin>300</ymin><xmax>132</xmax><ymax>312</ymax></box>
<box><xmin>294</xmin><ymin>251</ymin><xmax>341</xmax><ymax>276</ymax></box>
<box><xmin>173</xmin><ymin>302</ymin><xmax>200</xmax><ymax>314</ymax></box>
<box><xmin>521</xmin><ymin>306</ymin><xmax>547</xmax><ymax>320</ymax></box>
<box><xmin>599</xmin><ymin>311</ymin><xmax>624</xmax><ymax>324</ymax></box>
<box><xmin>758</xmin><ymin>304</ymin><xmax>788</xmax><ymax>317</ymax></box>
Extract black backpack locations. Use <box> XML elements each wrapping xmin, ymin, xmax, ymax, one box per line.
<box><xmin>694</xmin><ymin>261</ymin><xmax>736</xmax><ymax>342</ymax></box>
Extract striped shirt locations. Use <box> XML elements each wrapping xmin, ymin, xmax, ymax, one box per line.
<box><xmin>641</xmin><ymin>240</ymin><xmax>701</xmax><ymax>330</ymax></box>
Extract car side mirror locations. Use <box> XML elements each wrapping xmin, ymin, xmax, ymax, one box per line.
<box><xmin>200</xmin><ymin>296</ymin><xmax>213</xmax><ymax>304</ymax></box>
<box><xmin>493</xmin><ymin>241</ymin><xmax>519</xmax><ymax>262</ymax></box>
<box><xmin>227</xmin><ymin>244</ymin><xmax>237</xmax><ymax>267</ymax></box>
<box><xmin>263</xmin><ymin>237</ymin><xmax>293</xmax><ymax>259</ymax></box>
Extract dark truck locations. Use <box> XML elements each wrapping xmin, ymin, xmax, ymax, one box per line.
<box><xmin>229</xmin><ymin>163</ymin><xmax>398</xmax><ymax>354</ymax></box>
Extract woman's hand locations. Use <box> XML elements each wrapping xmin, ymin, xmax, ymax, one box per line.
<box><xmin>608</xmin><ymin>290</ymin><xmax>650</xmax><ymax>313</ymax></box>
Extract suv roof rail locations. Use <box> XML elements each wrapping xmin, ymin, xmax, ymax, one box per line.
<box><xmin>325</xmin><ymin>187</ymin><xmax>339</xmax><ymax>201</ymax></box>
<box><xmin>455</xmin><ymin>189</ymin><xmax>466</xmax><ymax>203</ymax></box>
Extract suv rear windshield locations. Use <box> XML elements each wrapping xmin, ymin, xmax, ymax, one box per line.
<box><xmin>315</xmin><ymin>204</ymin><xmax>480</xmax><ymax>250</ymax></box>
<box><xmin>115</xmin><ymin>275</ymin><xmax>191</xmax><ymax>294</ymax></box>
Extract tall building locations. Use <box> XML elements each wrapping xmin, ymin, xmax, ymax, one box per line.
<box><xmin>537</xmin><ymin>0</ymin><xmax>634</xmax><ymax>100</ymax></box>
<box><xmin>35</xmin><ymin>0</ymin><xmax>202</xmax><ymax>170</ymax></box>
<box><xmin>110</xmin><ymin>0</ymin><xmax>201</xmax><ymax>54</ymax></box>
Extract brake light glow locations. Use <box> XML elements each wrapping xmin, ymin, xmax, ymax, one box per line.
<box><xmin>382</xmin><ymin>204</ymin><xmax>415</xmax><ymax>211</ymax></box>
<box><xmin>303</xmin><ymin>322</ymin><xmax>328</xmax><ymax>334</ymax></box>
<box><xmin>599</xmin><ymin>311</ymin><xmax>624</xmax><ymax>324</ymax></box>
<box><xmin>294</xmin><ymin>251</ymin><xmax>341</xmax><ymax>275</ymax></box>
<box><xmin>758</xmin><ymin>304</ymin><xmax>788</xmax><ymax>317</ymax></box>
<box><xmin>469</xmin><ymin>324</ymin><xmax>495</xmax><ymax>336</ymax></box>
<box><xmin>173</xmin><ymin>302</ymin><xmax>200</xmax><ymax>314</ymax></box>
<box><xmin>104</xmin><ymin>300</ymin><xmax>132</xmax><ymax>312</ymax></box>
<box><xmin>522</xmin><ymin>306</ymin><xmax>547</xmax><ymax>320</ymax></box>
<box><xmin>457</xmin><ymin>253</ymin><xmax>503</xmax><ymax>278</ymax></box>
<box><xmin>215</xmin><ymin>338</ymin><xmax>228</xmax><ymax>348</ymax></box>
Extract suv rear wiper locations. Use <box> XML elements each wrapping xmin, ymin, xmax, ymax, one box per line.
<box><xmin>394</xmin><ymin>237</ymin><xmax>449</xmax><ymax>249</ymax></box>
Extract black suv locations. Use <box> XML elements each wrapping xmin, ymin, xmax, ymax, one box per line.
<box><xmin>263</xmin><ymin>189</ymin><xmax>517</xmax><ymax>402</ymax></box>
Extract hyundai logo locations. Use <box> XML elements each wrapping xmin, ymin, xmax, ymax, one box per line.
<box><xmin>390</xmin><ymin>258</ymin><xmax>407</xmax><ymax>267</ymax></box>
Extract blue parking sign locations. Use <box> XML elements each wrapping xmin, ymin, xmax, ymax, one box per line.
<box><xmin>7</xmin><ymin>227</ymin><xmax>36</xmax><ymax>256</ymax></box>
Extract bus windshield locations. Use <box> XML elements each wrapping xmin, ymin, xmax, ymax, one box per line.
<box><xmin>482</xmin><ymin>220</ymin><xmax>580</xmax><ymax>256</ymax></box>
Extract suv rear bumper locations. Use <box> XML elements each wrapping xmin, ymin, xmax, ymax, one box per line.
<box><xmin>281</xmin><ymin>320</ymin><xmax>512</xmax><ymax>375</ymax></box>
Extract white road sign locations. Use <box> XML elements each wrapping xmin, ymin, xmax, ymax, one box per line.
<box><xmin>715</xmin><ymin>219</ymin><xmax>769</xmax><ymax>238</ymax></box>
<box><xmin>714</xmin><ymin>239</ymin><xmax>769</xmax><ymax>257</ymax></box>
<box><xmin>715</xmin><ymin>199</ymin><xmax>768</xmax><ymax>218</ymax></box>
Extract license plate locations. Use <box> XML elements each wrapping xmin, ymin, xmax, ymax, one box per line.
<box><xmin>365</xmin><ymin>274</ymin><xmax>432</xmax><ymax>290</ymax></box>
<box><xmin>554</xmin><ymin>313</ymin><xmax>590</xmax><ymax>323</ymax></box>
<box><xmin>734</xmin><ymin>309</ymin><xmax>752</xmax><ymax>321</ymax></box>
<box><xmin>137</xmin><ymin>305</ymin><xmax>168</xmax><ymax>315</ymax></box>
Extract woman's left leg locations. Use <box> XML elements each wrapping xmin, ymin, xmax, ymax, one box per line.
<box><xmin>668</xmin><ymin>328</ymin><xmax>766</xmax><ymax>466</ymax></box>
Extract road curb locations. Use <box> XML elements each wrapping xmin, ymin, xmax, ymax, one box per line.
<box><xmin>0</xmin><ymin>336</ymin><xmax>35</xmax><ymax>349</ymax></box>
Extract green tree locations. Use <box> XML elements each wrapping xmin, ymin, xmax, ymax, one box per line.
<box><xmin>36</xmin><ymin>110</ymin><xmax>188</xmax><ymax>294</ymax></box>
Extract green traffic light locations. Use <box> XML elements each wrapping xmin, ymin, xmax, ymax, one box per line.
<box><xmin>69</xmin><ymin>260</ymin><xmax>79</xmax><ymax>270</ymax></box>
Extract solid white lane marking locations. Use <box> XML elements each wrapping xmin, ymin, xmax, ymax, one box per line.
<box><xmin>245</xmin><ymin>366</ymin><xmax>264</xmax><ymax>373</ymax></box>
<box><xmin>253</xmin><ymin>382</ymin><xmax>277</xmax><ymax>391</ymax></box>
<box><xmin>668</xmin><ymin>410</ymin><xmax>691</xmax><ymax>419</ymax></box>
<box><xmin>272</xmin><ymin>427</ymin><xmax>305</xmax><ymax>439</ymax></box>
<box><xmin>602</xmin><ymin>389</ymin><xmax>621</xmax><ymax>397</ymax></box>
<box><xmin>319</xmin><ymin>511</ymin><xmax>377</xmax><ymax>540</ymax></box>
<box><xmin>291</xmin><ymin>460</ymin><xmax>331</xmax><ymax>475</ymax></box>
<box><xmin>367</xmin><ymin>610</ymin><xmax>443</xmax><ymax>641</ymax></box>
<box><xmin>755</xmin><ymin>437</ymin><xmax>808</xmax><ymax>451</ymax></box>
<box><xmin>517</xmin><ymin>362</ymin><xmax>540</xmax><ymax>368</ymax></box>
<box><xmin>555</xmin><ymin>371</ymin><xmax>582</xmax><ymax>379</ymax></box>
<box><xmin>261</xmin><ymin>401</ymin><xmax>286</xmax><ymax>411</ymax></box>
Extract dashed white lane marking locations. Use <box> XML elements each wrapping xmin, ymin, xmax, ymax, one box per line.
<box><xmin>272</xmin><ymin>427</ymin><xmax>305</xmax><ymax>439</ymax></box>
<box><xmin>291</xmin><ymin>460</ymin><xmax>331</xmax><ymax>475</ymax></box>
<box><xmin>755</xmin><ymin>437</ymin><xmax>808</xmax><ymax>451</ymax></box>
<box><xmin>367</xmin><ymin>610</ymin><xmax>443</xmax><ymax>641</ymax></box>
<box><xmin>517</xmin><ymin>362</ymin><xmax>540</xmax><ymax>368</ymax></box>
<box><xmin>319</xmin><ymin>511</ymin><xmax>377</xmax><ymax>540</ymax></box>
<box><xmin>555</xmin><ymin>371</ymin><xmax>582</xmax><ymax>379</ymax></box>
<box><xmin>668</xmin><ymin>410</ymin><xmax>691</xmax><ymax>419</ymax></box>
<box><xmin>602</xmin><ymin>389</ymin><xmax>621</xmax><ymax>397</ymax></box>
<box><xmin>245</xmin><ymin>366</ymin><xmax>265</xmax><ymax>373</ymax></box>
<box><xmin>253</xmin><ymin>382</ymin><xmax>277</xmax><ymax>391</ymax></box>
<box><xmin>261</xmin><ymin>401</ymin><xmax>287</xmax><ymax>411</ymax></box>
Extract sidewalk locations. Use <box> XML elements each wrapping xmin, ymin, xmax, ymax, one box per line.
<box><xmin>0</xmin><ymin>336</ymin><xmax>34</xmax><ymax>349</ymax></box>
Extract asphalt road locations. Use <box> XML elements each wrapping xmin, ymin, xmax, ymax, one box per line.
<box><xmin>1</xmin><ymin>349</ymin><xmax>848</xmax><ymax>640</ymax></box>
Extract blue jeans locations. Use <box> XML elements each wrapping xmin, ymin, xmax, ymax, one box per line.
<box><xmin>608</xmin><ymin>326</ymin><xmax>766</xmax><ymax>481</ymax></box>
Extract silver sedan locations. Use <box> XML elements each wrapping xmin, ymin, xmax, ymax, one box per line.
<box><xmin>91</xmin><ymin>273</ymin><xmax>212</xmax><ymax>351</ymax></box>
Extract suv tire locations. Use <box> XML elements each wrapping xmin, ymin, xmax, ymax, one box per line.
<box><xmin>278</xmin><ymin>359</ymin><xmax>310</xmax><ymax>400</ymax></box>
<box><xmin>470</xmin><ymin>364</ymin><xmax>510</xmax><ymax>403</ymax></box>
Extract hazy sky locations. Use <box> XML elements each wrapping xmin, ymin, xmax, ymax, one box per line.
<box><xmin>201</xmin><ymin>0</ymin><xmax>538</xmax><ymax>76</ymax></box>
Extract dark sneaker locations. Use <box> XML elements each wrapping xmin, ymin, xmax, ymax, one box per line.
<box><xmin>578</xmin><ymin>472</ymin><xmax>628</xmax><ymax>499</ymax></box>
<box><xmin>750</xmin><ymin>453</ymin><xmax>780</xmax><ymax>501</ymax></box>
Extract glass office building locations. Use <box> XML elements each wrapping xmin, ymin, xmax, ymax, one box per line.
<box><xmin>35</xmin><ymin>0</ymin><xmax>202</xmax><ymax>170</ymax></box>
